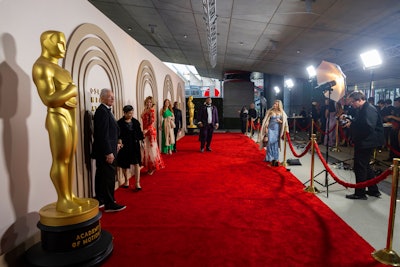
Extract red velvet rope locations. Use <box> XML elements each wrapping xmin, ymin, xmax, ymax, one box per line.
<box><xmin>314</xmin><ymin>123</ymin><xmax>336</xmax><ymax>135</ymax></box>
<box><xmin>313</xmin><ymin>141</ymin><xmax>392</xmax><ymax>188</ymax></box>
<box><xmin>338</xmin><ymin>125</ymin><xmax>346</xmax><ymax>140</ymax></box>
<box><xmin>286</xmin><ymin>132</ymin><xmax>312</xmax><ymax>157</ymax></box>
<box><xmin>338</xmin><ymin>126</ymin><xmax>354</xmax><ymax>147</ymax></box>
<box><xmin>295</xmin><ymin>121</ymin><xmax>312</xmax><ymax>131</ymax></box>
<box><xmin>386</xmin><ymin>143</ymin><xmax>400</xmax><ymax>156</ymax></box>
<box><xmin>248</xmin><ymin>121</ymin><xmax>254</xmax><ymax>130</ymax></box>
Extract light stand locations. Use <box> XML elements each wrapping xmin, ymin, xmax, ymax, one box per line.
<box><xmin>313</xmin><ymin>83</ymin><xmax>337</xmax><ymax>197</ymax></box>
<box><xmin>306</xmin><ymin>66</ymin><xmax>317</xmax><ymax>143</ymax></box>
<box><xmin>360</xmin><ymin>49</ymin><xmax>382</xmax><ymax>98</ymax></box>
<box><xmin>369</xmin><ymin>69</ymin><xmax>374</xmax><ymax>98</ymax></box>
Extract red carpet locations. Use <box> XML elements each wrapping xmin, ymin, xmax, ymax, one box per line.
<box><xmin>100</xmin><ymin>133</ymin><xmax>384</xmax><ymax>267</ymax></box>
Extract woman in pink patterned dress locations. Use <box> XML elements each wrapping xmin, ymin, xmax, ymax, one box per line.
<box><xmin>141</xmin><ymin>96</ymin><xmax>165</xmax><ymax>175</ymax></box>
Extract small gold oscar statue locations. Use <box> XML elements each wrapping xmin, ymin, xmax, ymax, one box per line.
<box><xmin>187</xmin><ymin>95</ymin><xmax>197</xmax><ymax>128</ymax></box>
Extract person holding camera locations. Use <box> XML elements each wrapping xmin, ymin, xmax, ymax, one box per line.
<box><xmin>341</xmin><ymin>91</ymin><xmax>384</xmax><ymax>200</ymax></box>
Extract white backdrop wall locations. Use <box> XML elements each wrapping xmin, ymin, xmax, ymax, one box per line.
<box><xmin>0</xmin><ymin>0</ymin><xmax>184</xmax><ymax>260</ymax></box>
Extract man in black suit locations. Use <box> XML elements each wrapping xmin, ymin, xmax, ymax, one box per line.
<box><xmin>342</xmin><ymin>91</ymin><xmax>384</xmax><ymax>200</ymax></box>
<box><xmin>197</xmin><ymin>97</ymin><xmax>219</xmax><ymax>152</ymax></box>
<box><xmin>92</xmin><ymin>88</ymin><xmax>126</xmax><ymax>212</ymax></box>
<box><xmin>172</xmin><ymin>101</ymin><xmax>183</xmax><ymax>152</ymax></box>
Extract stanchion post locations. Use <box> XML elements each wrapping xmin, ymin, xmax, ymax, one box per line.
<box><xmin>311</xmin><ymin>119</ymin><xmax>314</xmax><ymax>141</ymax></box>
<box><xmin>372</xmin><ymin>158</ymin><xmax>400</xmax><ymax>265</ymax></box>
<box><xmin>372</xmin><ymin>148</ymin><xmax>378</xmax><ymax>164</ymax></box>
<box><xmin>331</xmin><ymin>122</ymin><xmax>341</xmax><ymax>152</ymax></box>
<box><xmin>282</xmin><ymin>125</ymin><xmax>288</xmax><ymax>167</ymax></box>
<box><xmin>304</xmin><ymin>134</ymin><xmax>319</xmax><ymax>193</ymax></box>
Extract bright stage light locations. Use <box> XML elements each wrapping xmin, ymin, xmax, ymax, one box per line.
<box><xmin>285</xmin><ymin>78</ymin><xmax>294</xmax><ymax>89</ymax></box>
<box><xmin>274</xmin><ymin>86</ymin><xmax>280</xmax><ymax>94</ymax></box>
<box><xmin>360</xmin><ymin>49</ymin><xmax>382</xmax><ymax>69</ymax></box>
<box><xmin>360</xmin><ymin>49</ymin><xmax>382</xmax><ymax>97</ymax></box>
<box><xmin>306</xmin><ymin>65</ymin><xmax>316</xmax><ymax>78</ymax></box>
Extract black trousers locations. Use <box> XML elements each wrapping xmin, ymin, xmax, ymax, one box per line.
<box><xmin>389</xmin><ymin>128</ymin><xmax>399</xmax><ymax>158</ymax></box>
<box><xmin>200</xmin><ymin>124</ymin><xmax>214</xmax><ymax>149</ymax></box>
<box><xmin>240</xmin><ymin>119</ymin><xmax>247</xmax><ymax>134</ymax></box>
<box><xmin>353</xmin><ymin>147</ymin><xmax>379</xmax><ymax>196</ymax></box>
<box><xmin>95</xmin><ymin>158</ymin><xmax>116</xmax><ymax>206</ymax></box>
<box><xmin>173</xmin><ymin>128</ymin><xmax>179</xmax><ymax>150</ymax></box>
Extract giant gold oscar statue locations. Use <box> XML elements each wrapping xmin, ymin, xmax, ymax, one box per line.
<box><xmin>26</xmin><ymin>31</ymin><xmax>112</xmax><ymax>267</ymax></box>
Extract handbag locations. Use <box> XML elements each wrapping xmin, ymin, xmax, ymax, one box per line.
<box><xmin>263</xmin><ymin>134</ymin><xmax>268</xmax><ymax>147</ymax></box>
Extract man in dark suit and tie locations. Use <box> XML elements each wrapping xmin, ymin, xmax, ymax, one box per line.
<box><xmin>197</xmin><ymin>97</ymin><xmax>219</xmax><ymax>152</ymax></box>
<box><xmin>92</xmin><ymin>88</ymin><xmax>126</xmax><ymax>212</ymax></box>
<box><xmin>172</xmin><ymin>101</ymin><xmax>183</xmax><ymax>152</ymax></box>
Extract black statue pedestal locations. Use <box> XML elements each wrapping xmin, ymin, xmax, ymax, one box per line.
<box><xmin>25</xmin><ymin>200</ymin><xmax>113</xmax><ymax>267</ymax></box>
<box><xmin>187</xmin><ymin>126</ymin><xmax>198</xmax><ymax>135</ymax></box>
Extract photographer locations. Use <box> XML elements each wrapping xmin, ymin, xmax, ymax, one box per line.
<box><xmin>341</xmin><ymin>91</ymin><xmax>384</xmax><ymax>200</ymax></box>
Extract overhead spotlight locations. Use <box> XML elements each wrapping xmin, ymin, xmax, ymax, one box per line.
<box><xmin>148</xmin><ymin>24</ymin><xmax>157</xmax><ymax>34</ymax></box>
<box><xmin>285</xmin><ymin>79</ymin><xmax>294</xmax><ymax>89</ymax></box>
<box><xmin>360</xmin><ymin>49</ymin><xmax>382</xmax><ymax>69</ymax></box>
<box><xmin>274</xmin><ymin>86</ymin><xmax>280</xmax><ymax>94</ymax></box>
<box><xmin>306</xmin><ymin>65</ymin><xmax>316</xmax><ymax>78</ymax></box>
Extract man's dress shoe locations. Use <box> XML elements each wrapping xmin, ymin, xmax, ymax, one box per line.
<box><xmin>345</xmin><ymin>194</ymin><xmax>367</xmax><ymax>200</ymax></box>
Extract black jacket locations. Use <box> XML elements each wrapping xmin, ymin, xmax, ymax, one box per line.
<box><xmin>173</xmin><ymin>107</ymin><xmax>183</xmax><ymax>129</ymax></box>
<box><xmin>197</xmin><ymin>104</ymin><xmax>219</xmax><ymax>126</ymax></box>
<box><xmin>351</xmin><ymin>102</ymin><xmax>384</xmax><ymax>149</ymax></box>
<box><xmin>92</xmin><ymin>104</ymin><xmax>120</xmax><ymax>160</ymax></box>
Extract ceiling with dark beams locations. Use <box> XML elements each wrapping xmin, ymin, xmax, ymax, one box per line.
<box><xmin>89</xmin><ymin>0</ymin><xmax>400</xmax><ymax>90</ymax></box>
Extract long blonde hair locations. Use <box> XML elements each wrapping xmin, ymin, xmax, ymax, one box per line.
<box><xmin>144</xmin><ymin>96</ymin><xmax>155</xmax><ymax>108</ymax></box>
<box><xmin>268</xmin><ymin>100</ymin><xmax>283</xmax><ymax>115</ymax></box>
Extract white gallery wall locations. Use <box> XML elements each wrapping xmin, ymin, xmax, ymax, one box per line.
<box><xmin>0</xmin><ymin>0</ymin><xmax>185</xmax><ymax>260</ymax></box>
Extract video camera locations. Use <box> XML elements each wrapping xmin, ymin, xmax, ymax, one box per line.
<box><xmin>337</xmin><ymin>114</ymin><xmax>353</xmax><ymax>126</ymax></box>
<box><xmin>315</xmin><ymin>80</ymin><xmax>336</xmax><ymax>91</ymax></box>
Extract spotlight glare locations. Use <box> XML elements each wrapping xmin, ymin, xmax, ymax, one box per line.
<box><xmin>274</xmin><ymin>86</ymin><xmax>280</xmax><ymax>94</ymax></box>
<box><xmin>285</xmin><ymin>79</ymin><xmax>294</xmax><ymax>89</ymax></box>
<box><xmin>360</xmin><ymin>49</ymin><xmax>382</xmax><ymax>69</ymax></box>
<box><xmin>306</xmin><ymin>65</ymin><xmax>316</xmax><ymax>78</ymax></box>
